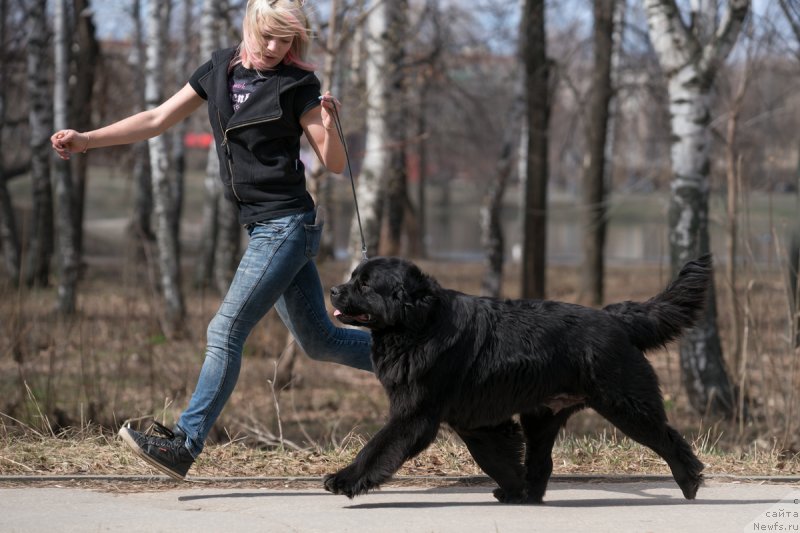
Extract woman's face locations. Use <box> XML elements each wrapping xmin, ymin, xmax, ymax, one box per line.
<box><xmin>260</xmin><ymin>33</ymin><xmax>294</xmax><ymax>68</ymax></box>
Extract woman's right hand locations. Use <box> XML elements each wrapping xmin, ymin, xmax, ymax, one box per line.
<box><xmin>51</xmin><ymin>129</ymin><xmax>89</xmax><ymax>160</ymax></box>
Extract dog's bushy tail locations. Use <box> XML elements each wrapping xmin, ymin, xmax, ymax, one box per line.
<box><xmin>603</xmin><ymin>254</ymin><xmax>712</xmax><ymax>352</ymax></box>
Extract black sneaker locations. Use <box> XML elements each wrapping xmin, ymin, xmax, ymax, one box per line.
<box><xmin>119</xmin><ymin>421</ymin><xmax>194</xmax><ymax>480</ymax></box>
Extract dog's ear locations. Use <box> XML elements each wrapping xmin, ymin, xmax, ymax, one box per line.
<box><xmin>392</xmin><ymin>285</ymin><xmax>408</xmax><ymax>302</ymax></box>
<box><xmin>397</xmin><ymin>264</ymin><xmax>439</xmax><ymax>323</ymax></box>
<box><xmin>400</xmin><ymin>264</ymin><xmax>435</xmax><ymax>301</ymax></box>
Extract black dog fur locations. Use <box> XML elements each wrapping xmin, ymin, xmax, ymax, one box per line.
<box><xmin>324</xmin><ymin>255</ymin><xmax>710</xmax><ymax>503</ymax></box>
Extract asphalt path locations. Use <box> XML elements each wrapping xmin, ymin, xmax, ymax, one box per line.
<box><xmin>1</xmin><ymin>477</ymin><xmax>799</xmax><ymax>532</ymax></box>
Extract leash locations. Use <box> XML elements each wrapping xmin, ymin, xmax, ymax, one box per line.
<box><xmin>326</xmin><ymin>97</ymin><xmax>368</xmax><ymax>262</ymax></box>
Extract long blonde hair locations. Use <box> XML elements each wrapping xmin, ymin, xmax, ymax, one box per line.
<box><xmin>238</xmin><ymin>0</ymin><xmax>314</xmax><ymax>71</ymax></box>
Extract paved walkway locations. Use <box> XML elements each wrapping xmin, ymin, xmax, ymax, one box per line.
<box><xmin>1</xmin><ymin>478</ymin><xmax>799</xmax><ymax>532</ymax></box>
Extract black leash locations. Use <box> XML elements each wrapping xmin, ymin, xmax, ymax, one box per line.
<box><xmin>327</xmin><ymin>99</ymin><xmax>368</xmax><ymax>262</ymax></box>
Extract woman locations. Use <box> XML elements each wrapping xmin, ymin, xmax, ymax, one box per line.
<box><xmin>51</xmin><ymin>0</ymin><xmax>372</xmax><ymax>480</ymax></box>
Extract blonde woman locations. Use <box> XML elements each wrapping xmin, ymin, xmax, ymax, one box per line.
<box><xmin>51</xmin><ymin>0</ymin><xmax>371</xmax><ymax>479</ymax></box>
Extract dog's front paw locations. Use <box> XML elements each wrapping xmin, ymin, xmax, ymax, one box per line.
<box><xmin>323</xmin><ymin>467</ymin><xmax>375</xmax><ymax>499</ymax></box>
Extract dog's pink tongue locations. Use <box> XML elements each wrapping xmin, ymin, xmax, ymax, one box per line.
<box><xmin>333</xmin><ymin>309</ymin><xmax>343</xmax><ymax>317</ymax></box>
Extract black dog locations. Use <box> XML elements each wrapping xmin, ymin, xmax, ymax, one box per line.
<box><xmin>325</xmin><ymin>256</ymin><xmax>710</xmax><ymax>503</ymax></box>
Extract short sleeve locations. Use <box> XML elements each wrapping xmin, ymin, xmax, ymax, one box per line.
<box><xmin>188</xmin><ymin>60</ymin><xmax>213</xmax><ymax>100</ymax></box>
<box><xmin>294</xmin><ymin>79</ymin><xmax>322</xmax><ymax>121</ymax></box>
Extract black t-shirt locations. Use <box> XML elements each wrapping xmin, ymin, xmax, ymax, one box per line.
<box><xmin>189</xmin><ymin>60</ymin><xmax>321</xmax><ymax>123</ymax></box>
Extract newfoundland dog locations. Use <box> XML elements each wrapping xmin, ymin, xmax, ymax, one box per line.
<box><xmin>324</xmin><ymin>255</ymin><xmax>710</xmax><ymax>503</ymax></box>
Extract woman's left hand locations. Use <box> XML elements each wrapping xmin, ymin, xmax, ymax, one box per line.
<box><xmin>319</xmin><ymin>91</ymin><xmax>341</xmax><ymax>131</ymax></box>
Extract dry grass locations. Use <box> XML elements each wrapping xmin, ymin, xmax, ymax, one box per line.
<box><xmin>1</xmin><ymin>257</ymin><xmax>799</xmax><ymax>482</ymax></box>
<box><xmin>0</xmin><ymin>422</ymin><xmax>797</xmax><ymax>485</ymax></box>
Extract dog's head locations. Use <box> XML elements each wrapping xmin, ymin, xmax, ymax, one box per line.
<box><xmin>331</xmin><ymin>257</ymin><xmax>440</xmax><ymax>331</ymax></box>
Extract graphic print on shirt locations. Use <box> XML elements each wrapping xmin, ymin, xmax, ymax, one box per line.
<box><xmin>229</xmin><ymin>65</ymin><xmax>268</xmax><ymax>113</ymax></box>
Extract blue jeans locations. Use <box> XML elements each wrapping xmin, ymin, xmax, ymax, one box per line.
<box><xmin>176</xmin><ymin>209</ymin><xmax>372</xmax><ymax>457</ymax></box>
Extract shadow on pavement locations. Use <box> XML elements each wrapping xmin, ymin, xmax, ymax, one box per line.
<box><xmin>177</xmin><ymin>483</ymin><xmax>779</xmax><ymax>510</ymax></box>
<box><xmin>179</xmin><ymin>491</ymin><xmax>329</xmax><ymax>501</ymax></box>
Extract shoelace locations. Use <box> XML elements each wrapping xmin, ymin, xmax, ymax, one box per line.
<box><xmin>150</xmin><ymin>421</ymin><xmax>177</xmax><ymax>441</ymax></box>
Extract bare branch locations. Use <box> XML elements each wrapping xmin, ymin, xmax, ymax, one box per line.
<box><xmin>779</xmin><ymin>0</ymin><xmax>800</xmax><ymax>45</ymax></box>
<box><xmin>700</xmin><ymin>0</ymin><xmax>751</xmax><ymax>75</ymax></box>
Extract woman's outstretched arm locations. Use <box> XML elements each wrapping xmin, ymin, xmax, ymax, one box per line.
<box><xmin>51</xmin><ymin>83</ymin><xmax>204</xmax><ymax>160</ymax></box>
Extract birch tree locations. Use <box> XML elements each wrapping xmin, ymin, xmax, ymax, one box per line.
<box><xmin>348</xmin><ymin>0</ymin><xmax>393</xmax><ymax>268</ymax></box>
<box><xmin>193</xmin><ymin>0</ymin><xmax>241</xmax><ymax>294</ymax></box>
<box><xmin>25</xmin><ymin>0</ymin><xmax>54</xmax><ymax>287</ymax></box>
<box><xmin>146</xmin><ymin>0</ymin><xmax>185</xmax><ymax>333</ymax></box>
<box><xmin>644</xmin><ymin>0</ymin><xmax>750</xmax><ymax>417</ymax></box>
<box><xmin>53</xmin><ymin>0</ymin><xmax>78</xmax><ymax>313</ymax></box>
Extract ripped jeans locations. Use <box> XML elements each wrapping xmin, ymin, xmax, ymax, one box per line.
<box><xmin>176</xmin><ymin>208</ymin><xmax>372</xmax><ymax>457</ymax></box>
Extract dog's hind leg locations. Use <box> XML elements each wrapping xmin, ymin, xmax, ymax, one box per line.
<box><xmin>519</xmin><ymin>407</ymin><xmax>581</xmax><ymax>503</ymax></box>
<box><xmin>454</xmin><ymin>420</ymin><xmax>527</xmax><ymax>504</ymax></box>
<box><xmin>589</xmin><ymin>379</ymin><xmax>704</xmax><ymax>500</ymax></box>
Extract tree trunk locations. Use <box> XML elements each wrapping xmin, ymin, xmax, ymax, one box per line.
<box><xmin>644</xmin><ymin>0</ymin><xmax>750</xmax><ymax>418</ymax></box>
<box><xmin>778</xmin><ymin>1</ymin><xmax>800</xmax><ymax>347</ymax></box>
<box><xmin>724</xmin><ymin>57</ymin><xmax>753</xmax><ymax>379</ymax></box>
<box><xmin>382</xmin><ymin>0</ymin><xmax>409</xmax><ymax>257</ymax></box>
<box><xmin>25</xmin><ymin>0</ymin><xmax>54</xmax><ymax>287</ymax></box>
<box><xmin>194</xmin><ymin>0</ymin><xmax>240</xmax><ymax>295</ymax></box>
<box><xmin>0</xmin><ymin>0</ymin><xmax>21</xmax><ymax>283</ymax></box>
<box><xmin>212</xmin><ymin>5</ymin><xmax>241</xmax><ymax>294</ymax></box>
<box><xmin>668</xmin><ymin>56</ymin><xmax>734</xmax><ymax>420</ymax></box>
<box><xmin>520</xmin><ymin>0</ymin><xmax>550</xmax><ymax>300</ymax></box>
<box><xmin>790</xmin><ymin>225</ymin><xmax>800</xmax><ymax>347</ymax></box>
<box><xmin>580</xmin><ymin>0</ymin><xmax>616</xmax><ymax>307</ymax></box>
<box><xmin>196</xmin><ymin>144</ymin><xmax>220</xmax><ymax>288</ymax></box>
<box><xmin>414</xmin><ymin>81</ymin><xmax>428</xmax><ymax>260</ymax></box>
<box><xmin>71</xmin><ymin>0</ymin><xmax>99</xmax><ymax>264</ymax></box>
<box><xmin>195</xmin><ymin>0</ymin><xmax>222</xmax><ymax>289</ymax></box>
<box><xmin>481</xmin><ymin>72</ymin><xmax>525</xmax><ymax>298</ymax></box>
<box><xmin>146</xmin><ymin>0</ymin><xmax>184</xmax><ymax>333</ymax></box>
<box><xmin>53</xmin><ymin>0</ymin><xmax>79</xmax><ymax>314</ymax></box>
<box><xmin>307</xmin><ymin>0</ymin><xmax>340</xmax><ymax>261</ymax></box>
<box><xmin>214</xmin><ymin>198</ymin><xmax>241</xmax><ymax>296</ymax></box>
<box><xmin>128</xmin><ymin>0</ymin><xmax>154</xmax><ymax>248</ymax></box>
<box><xmin>348</xmin><ymin>0</ymin><xmax>392</xmax><ymax>269</ymax></box>
<box><xmin>170</xmin><ymin>0</ymin><xmax>192</xmax><ymax>254</ymax></box>
<box><xmin>131</xmin><ymin>144</ymin><xmax>154</xmax><ymax>243</ymax></box>
<box><xmin>0</xmin><ymin>179</ymin><xmax>18</xmax><ymax>282</ymax></box>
